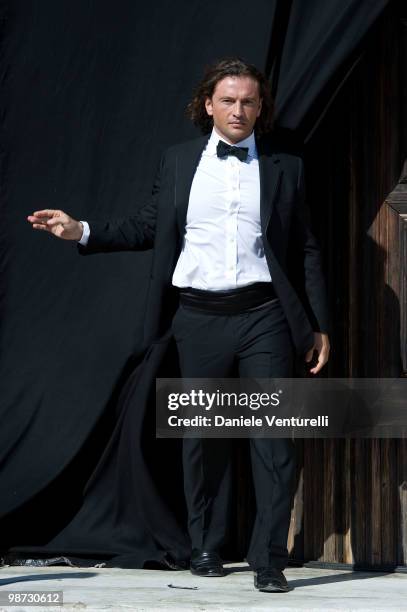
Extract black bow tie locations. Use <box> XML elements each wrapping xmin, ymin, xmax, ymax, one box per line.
<box><xmin>216</xmin><ymin>140</ymin><xmax>249</xmax><ymax>162</ymax></box>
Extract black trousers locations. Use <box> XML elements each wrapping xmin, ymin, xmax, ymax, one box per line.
<box><xmin>171</xmin><ymin>298</ymin><xmax>296</xmax><ymax>571</ymax></box>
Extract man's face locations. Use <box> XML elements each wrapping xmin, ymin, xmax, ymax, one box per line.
<box><xmin>205</xmin><ymin>75</ymin><xmax>262</xmax><ymax>144</ymax></box>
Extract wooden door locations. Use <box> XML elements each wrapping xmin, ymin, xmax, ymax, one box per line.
<box><xmin>285</xmin><ymin>0</ymin><xmax>407</xmax><ymax>570</ymax></box>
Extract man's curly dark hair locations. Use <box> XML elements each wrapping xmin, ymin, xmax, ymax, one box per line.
<box><xmin>186</xmin><ymin>57</ymin><xmax>274</xmax><ymax>137</ymax></box>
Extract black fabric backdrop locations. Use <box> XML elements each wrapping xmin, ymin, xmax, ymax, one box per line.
<box><xmin>0</xmin><ymin>0</ymin><xmax>389</xmax><ymax>566</ymax></box>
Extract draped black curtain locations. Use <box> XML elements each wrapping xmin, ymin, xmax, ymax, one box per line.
<box><xmin>0</xmin><ymin>0</ymin><xmax>389</xmax><ymax>566</ymax></box>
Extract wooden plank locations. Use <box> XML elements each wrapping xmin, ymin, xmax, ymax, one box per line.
<box><xmin>323</xmin><ymin>440</ymin><xmax>338</xmax><ymax>562</ymax></box>
<box><xmin>381</xmin><ymin>439</ymin><xmax>397</xmax><ymax>565</ymax></box>
<box><xmin>288</xmin><ymin>439</ymin><xmax>304</xmax><ymax>561</ymax></box>
<box><xmin>370</xmin><ymin>439</ymin><xmax>382</xmax><ymax>565</ymax></box>
<box><xmin>343</xmin><ymin>439</ymin><xmax>353</xmax><ymax>564</ymax></box>
<box><xmin>398</xmin><ymin>440</ymin><xmax>407</xmax><ymax>565</ymax></box>
<box><xmin>352</xmin><ymin>439</ymin><xmax>368</xmax><ymax>566</ymax></box>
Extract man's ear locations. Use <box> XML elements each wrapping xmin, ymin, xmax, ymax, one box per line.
<box><xmin>257</xmin><ymin>98</ymin><xmax>263</xmax><ymax>118</ymax></box>
<box><xmin>205</xmin><ymin>97</ymin><xmax>213</xmax><ymax>116</ymax></box>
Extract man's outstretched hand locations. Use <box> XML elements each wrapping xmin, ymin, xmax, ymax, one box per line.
<box><xmin>27</xmin><ymin>209</ymin><xmax>83</xmax><ymax>241</ymax></box>
<box><xmin>305</xmin><ymin>332</ymin><xmax>330</xmax><ymax>374</ymax></box>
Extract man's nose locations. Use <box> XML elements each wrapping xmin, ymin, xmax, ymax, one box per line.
<box><xmin>232</xmin><ymin>102</ymin><xmax>244</xmax><ymax>116</ymax></box>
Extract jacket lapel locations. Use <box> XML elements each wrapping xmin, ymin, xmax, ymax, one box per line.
<box><xmin>175</xmin><ymin>135</ymin><xmax>209</xmax><ymax>237</ymax></box>
<box><xmin>257</xmin><ymin>136</ymin><xmax>283</xmax><ymax>234</ymax></box>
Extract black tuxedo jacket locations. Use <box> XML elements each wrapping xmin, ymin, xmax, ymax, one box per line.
<box><xmin>78</xmin><ymin>133</ymin><xmax>329</xmax><ymax>356</ymax></box>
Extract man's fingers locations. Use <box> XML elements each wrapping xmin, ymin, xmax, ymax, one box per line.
<box><xmin>309</xmin><ymin>356</ymin><xmax>323</xmax><ymax>374</ymax></box>
<box><xmin>32</xmin><ymin>223</ymin><xmax>52</xmax><ymax>232</ymax></box>
<box><xmin>309</xmin><ymin>362</ymin><xmax>322</xmax><ymax>375</ymax></box>
<box><xmin>46</xmin><ymin>217</ymin><xmax>66</xmax><ymax>227</ymax></box>
<box><xmin>27</xmin><ymin>215</ymin><xmax>51</xmax><ymax>223</ymax></box>
<box><xmin>27</xmin><ymin>212</ymin><xmax>59</xmax><ymax>224</ymax></box>
<box><xmin>307</xmin><ymin>333</ymin><xmax>330</xmax><ymax>374</ymax></box>
<box><xmin>309</xmin><ymin>350</ymin><xmax>329</xmax><ymax>374</ymax></box>
<box><xmin>32</xmin><ymin>209</ymin><xmax>58</xmax><ymax>217</ymax></box>
<box><xmin>305</xmin><ymin>348</ymin><xmax>314</xmax><ymax>363</ymax></box>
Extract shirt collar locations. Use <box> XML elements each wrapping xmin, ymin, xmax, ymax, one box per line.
<box><xmin>205</xmin><ymin>126</ymin><xmax>257</xmax><ymax>160</ymax></box>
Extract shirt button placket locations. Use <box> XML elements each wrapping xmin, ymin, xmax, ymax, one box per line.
<box><xmin>229</xmin><ymin>160</ymin><xmax>239</xmax><ymax>284</ymax></box>
<box><xmin>225</xmin><ymin>159</ymin><xmax>236</xmax><ymax>282</ymax></box>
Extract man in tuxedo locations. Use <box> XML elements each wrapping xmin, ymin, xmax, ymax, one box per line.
<box><xmin>28</xmin><ymin>57</ymin><xmax>330</xmax><ymax>593</ymax></box>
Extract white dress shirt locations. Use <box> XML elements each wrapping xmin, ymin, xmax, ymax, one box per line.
<box><xmin>78</xmin><ymin>220</ymin><xmax>90</xmax><ymax>245</ymax></box>
<box><xmin>78</xmin><ymin>127</ymin><xmax>272</xmax><ymax>290</ymax></box>
<box><xmin>172</xmin><ymin>127</ymin><xmax>271</xmax><ymax>290</ymax></box>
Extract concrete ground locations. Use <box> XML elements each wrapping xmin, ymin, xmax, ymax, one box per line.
<box><xmin>1</xmin><ymin>562</ymin><xmax>407</xmax><ymax>611</ymax></box>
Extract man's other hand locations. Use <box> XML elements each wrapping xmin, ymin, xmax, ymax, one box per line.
<box><xmin>27</xmin><ymin>209</ymin><xmax>83</xmax><ymax>241</ymax></box>
<box><xmin>305</xmin><ymin>332</ymin><xmax>330</xmax><ymax>374</ymax></box>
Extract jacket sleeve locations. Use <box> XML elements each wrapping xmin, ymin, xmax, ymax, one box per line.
<box><xmin>290</xmin><ymin>157</ymin><xmax>330</xmax><ymax>334</ymax></box>
<box><xmin>77</xmin><ymin>154</ymin><xmax>164</xmax><ymax>255</ymax></box>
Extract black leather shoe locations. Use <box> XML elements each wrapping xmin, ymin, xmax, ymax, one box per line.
<box><xmin>190</xmin><ymin>549</ymin><xmax>225</xmax><ymax>577</ymax></box>
<box><xmin>254</xmin><ymin>567</ymin><xmax>290</xmax><ymax>592</ymax></box>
